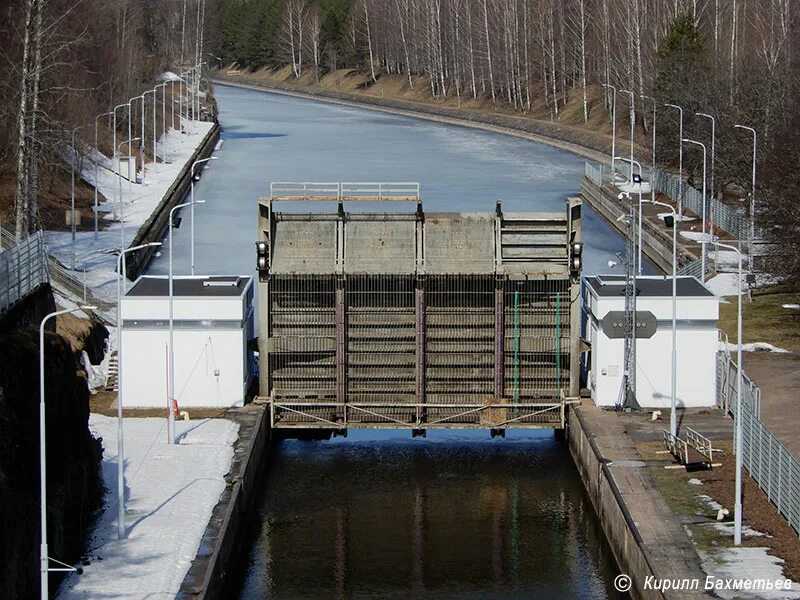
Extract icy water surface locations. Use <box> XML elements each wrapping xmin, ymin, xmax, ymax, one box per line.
<box><xmin>147</xmin><ymin>82</ymin><xmax>653</xmax><ymax>278</ymax></box>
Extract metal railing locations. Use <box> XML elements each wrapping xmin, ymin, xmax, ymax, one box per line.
<box><xmin>0</xmin><ymin>230</ymin><xmax>50</xmax><ymax>316</ymax></box>
<box><xmin>715</xmin><ymin>350</ymin><xmax>800</xmax><ymax>535</ymax></box>
<box><xmin>270</xmin><ymin>181</ymin><xmax>421</xmax><ymax>203</ymax></box>
<box><xmin>677</xmin><ymin>258</ymin><xmax>703</xmax><ymax>278</ymax></box>
<box><xmin>587</xmin><ymin>161</ymin><xmax>755</xmax><ymax>242</ymax></box>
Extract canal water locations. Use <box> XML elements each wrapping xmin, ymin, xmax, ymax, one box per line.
<box><xmin>148</xmin><ymin>83</ymin><xmax>635</xmax><ymax>598</ymax></box>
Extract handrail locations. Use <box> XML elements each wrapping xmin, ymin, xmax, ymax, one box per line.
<box><xmin>270</xmin><ymin>181</ymin><xmax>421</xmax><ymax>203</ymax></box>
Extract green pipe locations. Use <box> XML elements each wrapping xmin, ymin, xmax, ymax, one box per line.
<box><xmin>513</xmin><ymin>289</ymin><xmax>520</xmax><ymax>416</ymax></box>
<box><xmin>556</xmin><ymin>291</ymin><xmax>561</xmax><ymax>397</ymax></box>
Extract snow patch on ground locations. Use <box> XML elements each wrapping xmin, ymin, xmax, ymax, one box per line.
<box><xmin>57</xmin><ymin>414</ymin><xmax>238</xmax><ymax>599</ymax></box>
<box><xmin>689</xmin><ymin>478</ymin><xmax>703</xmax><ymax>485</ymax></box>
<box><xmin>45</xmin><ymin>122</ymin><xmax>214</xmax><ymax>305</ymax></box>
<box><xmin>707</xmin><ymin>273</ymin><xmax>746</xmax><ymax>297</ymax></box>
<box><xmin>698</xmin><ymin>547</ymin><xmax>800</xmax><ymax>600</ymax></box>
<box><xmin>697</xmin><ymin>494</ymin><xmax>724</xmax><ymax>512</ymax></box>
<box><xmin>719</xmin><ymin>341</ymin><xmax>790</xmax><ymax>353</ymax></box>
<box><xmin>782</xmin><ymin>304</ymin><xmax>800</xmax><ymax>310</ymax></box>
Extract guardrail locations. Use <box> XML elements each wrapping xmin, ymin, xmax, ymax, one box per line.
<box><xmin>716</xmin><ymin>350</ymin><xmax>761</xmax><ymax>417</ymax></box>
<box><xmin>270</xmin><ymin>181</ymin><xmax>421</xmax><ymax>203</ymax></box>
<box><xmin>0</xmin><ymin>230</ymin><xmax>50</xmax><ymax>316</ymax></box>
<box><xmin>677</xmin><ymin>258</ymin><xmax>703</xmax><ymax>278</ymax></box>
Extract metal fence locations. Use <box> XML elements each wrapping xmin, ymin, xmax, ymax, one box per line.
<box><xmin>0</xmin><ymin>230</ymin><xmax>50</xmax><ymax>315</ymax></box>
<box><xmin>716</xmin><ymin>351</ymin><xmax>800</xmax><ymax>536</ymax></box>
<box><xmin>587</xmin><ymin>160</ymin><xmax>754</xmax><ymax>241</ymax></box>
<box><xmin>677</xmin><ymin>258</ymin><xmax>703</xmax><ymax>279</ymax></box>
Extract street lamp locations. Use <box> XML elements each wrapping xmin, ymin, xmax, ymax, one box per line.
<box><xmin>168</xmin><ymin>199</ymin><xmax>206</xmax><ymax>444</ymax></box>
<box><xmin>734</xmin><ymin>124</ymin><xmax>757</xmax><ymax>273</ymax></box>
<box><xmin>140</xmin><ymin>91</ymin><xmax>154</xmax><ymax>185</ymax></box>
<box><xmin>189</xmin><ymin>156</ymin><xmax>217</xmax><ymax>275</ymax></box>
<box><xmin>118</xmin><ymin>136</ymin><xmax>141</xmax><ymax>224</ymax></box>
<box><xmin>112</xmin><ymin>103</ymin><xmax>129</xmax><ymax>250</ymax></box>
<box><xmin>155</xmin><ymin>83</ymin><xmax>169</xmax><ymax>164</ymax></box>
<box><xmin>128</xmin><ymin>95</ymin><xmax>144</xmax><ymax>202</ymax></box>
<box><xmin>648</xmin><ymin>196</ymin><xmax>678</xmax><ymax>439</ymax></box>
<box><xmin>682</xmin><ymin>138</ymin><xmax>708</xmax><ymax>281</ymax></box>
<box><xmin>664</xmin><ymin>103</ymin><xmax>684</xmax><ymax>216</ymax></box>
<box><xmin>620</xmin><ymin>89</ymin><xmax>635</xmax><ymax>182</ymax></box>
<box><xmin>616</xmin><ymin>156</ymin><xmax>644</xmax><ymax>275</ymax></box>
<box><xmin>70</xmin><ymin>125</ymin><xmax>90</xmax><ymax>270</ymax></box>
<box><xmin>94</xmin><ymin>111</ymin><xmax>114</xmax><ymax>236</ymax></box>
<box><xmin>696</xmin><ymin>113</ymin><xmax>716</xmax><ymax>235</ymax></box>
<box><xmin>40</xmin><ymin>306</ymin><xmax>96</xmax><ymax>599</ymax></box>
<box><xmin>601</xmin><ymin>83</ymin><xmax>617</xmax><ymax>177</ymax></box>
<box><xmin>115</xmin><ymin>242</ymin><xmax>161</xmax><ymax>539</ymax></box>
<box><xmin>702</xmin><ymin>235</ymin><xmax>744</xmax><ymax>545</ymax></box>
<box><xmin>641</xmin><ymin>95</ymin><xmax>657</xmax><ymax>194</ymax></box>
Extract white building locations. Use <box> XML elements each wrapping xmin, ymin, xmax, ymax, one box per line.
<box><xmin>120</xmin><ymin>275</ymin><xmax>255</xmax><ymax>409</ymax></box>
<box><xmin>583</xmin><ymin>275</ymin><xmax>719</xmax><ymax>409</ymax></box>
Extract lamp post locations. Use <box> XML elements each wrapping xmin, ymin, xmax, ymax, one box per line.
<box><xmin>94</xmin><ymin>111</ymin><xmax>114</xmax><ymax>236</ymax></box>
<box><xmin>641</xmin><ymin>95</ymin><xmax>657</xmax><ymax>194</ymax></box>
<box><xmin>734</xmin><ymin>125</ymin><xmax>757</xmax><ymax>273</ymax></box>
<box><xmin>696</xmin><ymin>113</ymin><xmax>716</xmax><ymax>234</ymax></box>
<box><xmin>117</xmin><ymin>138</ymin><xmax>140</xmax><ymax>253</ymax></box>
<box><xmin>112</xmin><ymin>103</ymin><xmax>128</xmax><ymax>249</ymax></box>
<box><xmin>664</xmin><ymin>103</ymin><xmax>684</xmax><ymax>216</ymax></box>
<box><xmin>703</xmin><ymin>236</ymin><xmax>744</xmax><ymax>545</ymax></box>
<box><xmin>115</xmin><ymin>242</ymin><xmax>161</xmax><ymax>540</ymax></box>
<box><xmin>40</xmin><ymin>306</ymin><xmax>96</xmax><ymax>599</ymax></box>
<box><xmin>70</xmin><ymin>125</ymin><xmax>89</xmax><ymax>270</ymax></box>
<box><xmin>155</xmin><ymin>83</ymin><xmax>168</xmax><ymax>164</ymax></box>
<box><xmin>620</xmin><ymin>89</ymin><xmax>635</xmax><ymax>182</ymax></box>
<box><xmin>168</xmin><ymin>199</ymin><xmax>206</xmax><ymax>444</ymax></box>
<box><xmin>601</xmin><ymin>83</ymin><xmax>617</xmax><ymax>177</ymax></box>
<box><xmin>616</xmin><ymin>156</ymin><xmax>644</xmax><ymax>275</ymax></box>
<box><xmin>649</xmin><ymin>196</ymin><xmax>678</xmax><ymax>438</ymax></box>
<box><xmin>189</xmin><ymin>156</ymin><xmax>217</xmax><ymax>275</ymax></box>
<box><xmin>140</xmin><ymin>92</ymin><xmax>153</xmax><ymax>184</ymax></box>
<box><xmin>682</xmin><ymin>138</ymin><xmax>708</xmax><ymax>281</ymax></box>
<box><xmin>128</xmin><ymin>95</ymin><xmax>144</xmax><ymax>201</ymax></box>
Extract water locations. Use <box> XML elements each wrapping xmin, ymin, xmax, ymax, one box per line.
<box><xmin>145</xmin><ymin>83</ymin><xmax>639</xmax><ymax>598</ymax></box>
<box><xmin>238</xmin><ymin>430</ymin><xmax>626</xmax><ymax>599</ymax></box>
<box><xmin>147</xmin><ymin>83</ymin><xmax>654</xmax><ymax>278</ymax></box>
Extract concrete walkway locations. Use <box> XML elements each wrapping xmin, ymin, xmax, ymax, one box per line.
<box><xmin>575</xmin><ymin>401</ymin><xmax>713</xmax><ymax>598</ymax></box>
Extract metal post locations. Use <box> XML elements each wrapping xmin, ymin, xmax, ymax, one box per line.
<box><xmin>189</xmin><ymin>156</ymin><xmax>217</xmax><ymax>275</ymax></box>
<box><xmin>40</xmin><ymin>306</ymin><xmax>95</xmax><ymax>599</ymax></box>
<box><xmin>71</xmin><ymin>129</ymin><xmax>76</xmax><ymax>270</ymax></box>
<box><xmin>602</xmin><ymin>84</ymin><xmax>617</xmax><ymax>177</ymax></box>
<box><xmin>616</xmin><ymin>157</ymin><xmax>643</xmax><ymax>274</ymax></box>
<box><xmin>168</xmin><ymin>200</ymin><xmax>204</xmax><ymax>445</ymax></box>
<box><xmin>112</xmin><ymin>103</ymin><xmax>127</xmax><ymax>249</ymax></box>
<box><xmin>735</xmin><ymin>125</ymin><xmax>757</xmax><ymax>274</ymax></box>
<box><xmin>665</xmin><ymin>104</ymin><xmax>684</xmax><ymax>216</ymax></box>
<box><xmin>117</xmin><ymin>138</ymin><xmax>140</xmax><ymax>251</ymax></box>
<box><xmin>115</xmin><ymin>242</ymin><xmax>160</xmax><ymax>539</ymax></box>
<box><xmin>620</xmin><ymin>90</ymin><xmax>635</xmax><ymax>181</ymax></box>
<box><xmin>649</xmin><ymin>197</ymin><xmax>677</xmax><ymax>437</ymax></box>
<box><xmin>94</xmin><ymin>111</ymin><xmax>113</xmax><ymax>236</ymax></box>
<box><xmin>682</xmin><ymin>139</ymin><xmax>707</xmax><ymax>281</ymax></box>
<box><xmin>697</xmin><ymin>113</ymin><xmax>716</xmax><ymax>234</ymax></box>
<box><xmin>140</xmin><ymin>93</ymin><xmax>148</xmax><ymax>185</ymax></box>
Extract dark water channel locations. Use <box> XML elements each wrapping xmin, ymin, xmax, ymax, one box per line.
<box><xmin>237</xmin><ymin>430</ymin><xmax>626</xmax><ymax>599</ymax></box>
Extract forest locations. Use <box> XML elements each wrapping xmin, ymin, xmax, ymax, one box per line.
<box><xmin>212</xmin><ymin>0</ymin><xmax>798</xmax><ymax>279</ymax></box>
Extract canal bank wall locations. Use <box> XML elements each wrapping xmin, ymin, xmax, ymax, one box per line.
<box><xmin>125</xmin><ymin>122</ymin><xmax>220</xmax><ymax>280</ymax></box>
<box><xmin>178</xmin><ymin>403</ymin><xmax>273</xmax><ymax>599</ymax></box>
<box><xmin>568</xmin><ymin>403</ymin><xmax>710</xmax><ymax>600</ymax></box>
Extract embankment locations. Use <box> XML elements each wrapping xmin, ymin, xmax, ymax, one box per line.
<box><xmin>0</xmin><ymin>322</ymin><xmax>103</xmax><ymax>599</ymax></box>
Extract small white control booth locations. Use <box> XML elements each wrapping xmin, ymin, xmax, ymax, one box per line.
<box><xmin>583</xmin><ymin>275</ymin><xmax>719</xmax><ymax>409</ymax></box>
<box><xmin>120</xmin><ymin>275</ymin><xmax>255</xmax><ymax>408</ymax></box>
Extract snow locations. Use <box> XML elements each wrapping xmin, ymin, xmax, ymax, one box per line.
<box><xmin>782</xmin><ymin>304</ymin><xmax>800</xmax><ymax>310</ymax></box>
<box><xmin>57</xmin><ymin>414</ymin><xmax>238</xmax><ymax>600</ymax></box>
<box><xmin>707</xmin><ymin>273</ymin><xmax>746</xmax><ymax>297</ymax></box>
<box><xmin>719</xmin><ymin>341</ymin><xmax>790</xmax><ymax>353</ymax></box>
<box><xmin>689</xmin><ymin>478</ymin><xmax>703</xmax><ymax>485</ymax></box>
<box><xmin>657</xmin><ymin>212</ymin><xmax>697</xmax><ymax>222</ymax></box>
<box><xmin>698</xmin><ymin>547</ymin><xmax>800</xmax><ymax>600</ymax></box>
<box><xmin>44</xmin><ymin>122</ymin><xmax>214</xmax><ymax>305</ymax></box>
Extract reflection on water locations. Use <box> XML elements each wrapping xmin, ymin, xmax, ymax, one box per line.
<box><xmin>238</xmin><ymin>430</ymin><xmax>627</xmax><ymax>599</ymax></box>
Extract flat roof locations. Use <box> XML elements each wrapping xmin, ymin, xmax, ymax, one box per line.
<box><xmin>584</xmin><ymin>275</ymin><xmax>715</xmax><ymax>298</ymax></box>
<box><xmin>126</xmin><ymin>275</ymin><xmax>252</xmax><ymax>297</ymax></box>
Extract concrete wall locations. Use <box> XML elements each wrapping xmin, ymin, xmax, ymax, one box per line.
<box><xmin>568</xmin><ymin>407</ymin><xmax>664</xmax><ymax>600</ymax></box>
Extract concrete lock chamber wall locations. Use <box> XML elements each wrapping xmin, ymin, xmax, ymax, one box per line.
<box><xmin>256</xmin><ymin>183</ymin><xmax>583</xmax><ymax>431</ymax></box>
